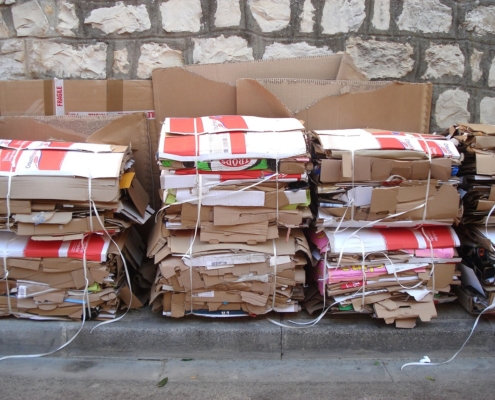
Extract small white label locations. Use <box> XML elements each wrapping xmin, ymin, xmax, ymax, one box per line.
<box><xmin>54</xmin><ymin>79</ymin><xmax>65</xmax><ymax>116</ymax></box>
<box><xmin>18</xmin><ymin>285</ymin><xmax>27</xmax><ymax>299</ymax></box>
<box><xmin>193</xmin><ymin>291</ymin><xmax>215</xmax><ymax>298</ymax></box>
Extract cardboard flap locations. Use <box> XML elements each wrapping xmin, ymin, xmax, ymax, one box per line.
<box><xmin>336</xmin><ymin>53</ymin><xmax>368</xmax><ymax>81</ymax></box>
<box><xmin>14</xmin><ymin>212</ymin><xmax>72</xmax><ymax>225</ymax></box>
<box><xmin>152</xmin><ymin>67</ymin><xmax>236</xmax><ymax>120</ymax></box>
<box><xmin>298</xmin><ymin>82</ymin><xmax>432</xmax><ymax>132</ymax></box>
<box><xmin>236</xmin><ymin>79</ymin><xmax>292</xmax><ymax>118</ymax></box>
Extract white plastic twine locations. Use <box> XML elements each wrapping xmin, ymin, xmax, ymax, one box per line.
<box><xmin>180</xmin><ymin>118</ymin><xmax>201</xmax><ymax>316</ymax></box>
<box><xmin>485</xmin><ymin>204</ymin><xmax>495</xmax><ymax>252</ymax></box>
<box><xmin>401</xmin><ymin>205</ymin><xmax>495</xmax><ymax>369</ymax></box>
<box><xmin>401</xmin><ymin>302</ymin><xmax>495</xmax><ymax>370</ymax></box>
<box><xmin>269</xmin><ymin>133</ymin><xmax>441</xmax><ymax>329</ymax></box>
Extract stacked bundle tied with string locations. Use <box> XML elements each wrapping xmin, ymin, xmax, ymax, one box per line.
<box><xmin>301</xmin><ymin>128</ymin><xmax>464</xmax><ymax>328</ymax></box>
<box><xmin>441</xmin><ymin>123</ymin><xmax>495</xmax><ymax>314</ymax></box>
<box><xmin>0</xmin><ymin>140</ymin><xmax>154</xmax><ymax>320</ymax></box>
<box><xmin>148</xmin><ymin>115</ymin><xmax>313</xmax><ymax>317</ymax></box>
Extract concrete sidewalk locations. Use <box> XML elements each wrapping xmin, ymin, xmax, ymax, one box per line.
<box><xmin>0</xmin><ymin>303</ymin><xmax>494</xmax><ymax>360</ymax></box>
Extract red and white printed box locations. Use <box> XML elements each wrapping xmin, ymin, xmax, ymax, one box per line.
<box><xmin>326</xmin><ymin>226</ymin><xmax>460</xmax><ymax>254</ymax></box>
<box><xmin>159</xmin><ymin>116</ymin><xmax>307</xmax><ymax>162</ymax></box>
<box><xmin>314</xmin><ymin>129</ymin><xmax>460</xmax><ymax>159</ymax></box>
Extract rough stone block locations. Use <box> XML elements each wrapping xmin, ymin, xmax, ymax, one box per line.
<box><xmin>397</xmin><ymin>0</ymin><xmax>452</xmax><ymax>33</ymax></box>
<box><xmin>193</xmin><ymin>34</ymin><xmax>253</xmax><ymax>64</ymax></box>
<box><xmin>113</xmin><ymin>48</ymin><xmax>130</xmax><ymax>75</ymax></box>
<box><xmin>0</xmin><ymin>39</ymin><xmax>25</xmax><ymax>79</ymax></box>
<box><xmin>12</xmin><ymin>0</ymin><xmax>50</xmax><ymax>37</ymax></box>
<box><xmin>0</xmin><ymin>13</ymin><xmax>10</xmax><ymax>38</ymax></box>
<box><xmin>463</xmin><ymin>6</ymin><xmax>495</xmax><ymax>36</ymax></box>
<box><xmin>215</xmin><ymin>0</ymin><xmax>241</xmax><ymax>28</ymax></box>
<box><xmin>84</xmin><ymin>2</ymin><xmax>151</xmax><ymax>35</ymax></box>
<box><xmin>137</xmin><ymin>42</ymin><xmax>183</xmax><ymax>79</ymax></box>
<box><xmin>28</xmin><ymin>41</ymin><xmax>107</xmax><ymax>79</ymax></box>
<box><xmin>489</xmin><ymin>56</ymin><xmax>495</xmax><ymax>87</ymax></box>
<box><xmin>470</xmin><ymin>49</ymin><xmax>483</xmax><ymax>83</ymax></box>
<box><xmin>423</xmin><ymin>43</ymin><xmax>465</xmax><ymax>79</ymax></box>
<box><xmin>480</xmin><ymin>97</ymin><xmax>495</xmax><ymax>125</ymax></box>
<box><xmin>160</xmin><ymin>0</ymin><xmax>202</xmax><ymax>33</ymax></box>
<box><xmin>56</xmin><ymin>0</ymin><xmax>78</xmax><ymax>37</ymax></box>
<box><xmin>300</xmin><ymin>0</ymin><xmax>315</xmax><ymax>33</ymax></box>
<box><xmin>372</xmin><ymin>0</ymin><xmax>390</xmax><ymax>30</ymax></box>
<box><xmin>346</xmin><ymin>37</ymin><xmax>414</xmax><ymax>79</ymax></box>
<box><xmin>248</xmin><ymin>0</ymin><xmax>291</xmax><ymax>32</ymax></box>
<box><xmin>435</xmin><ymin>89</ymin><xmax>470</xmax><ymax>128</ymax></box>
<box><xmin>263</xmin><ymin>42</ymin><xmax>333</xmax><ymax>60</ymax></box>
<box><xmin>321</xmin><ymin>0</ymin><xmax>366</xmax><ymax>34</ymax></box>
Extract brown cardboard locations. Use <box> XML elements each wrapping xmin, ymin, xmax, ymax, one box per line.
<box><xmin>237</xmin><ymin>79</ymin><xmax>432</xmax><ymax>132</ymax></box>
<box><xmin>151</xmin><ymin>53</ymin><xmax>366</xmax><ymax>125</ymax></box>
<box><xmin>0</xmin><ymin>80</ymin><xmax>154</xmax><ymax>116</ymax></box>
<box><xmin>319</xmin><ymin>156</ymin><xmax>451</xmax><ymax>183</ymax></box>
<box><xmin>0</xmin><ymin>114</ymin><xmax>153</xmax><ymax>203</ymax></box>
<box><xmin>374</xmin><ymin>299</ymin><xmax>437</xmax><ymax>325</ymax></box>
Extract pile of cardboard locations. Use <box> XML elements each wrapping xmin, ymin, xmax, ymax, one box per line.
<box><xmin>441</xmin><ymin>124</ymin><xmax>495</xmax><ymax>314</ymax></box>
<box><xmin>0</xmin><ymin>138</ymin><xmax>153</xmax><ymax>320</ymax></box>
<box><xmin>304</xmin><ymin>128</ymin><xmax>463</xmax><ymax>327</ymax></box>
<box><xmin>305</xmin><ymin>226</ymin><xmax>461</xmax><ymax>327</ymax></box>
<box><xmin>148</xmin><ymin>115</ymin><xmax>312</xmax><ymax>317</ymax></box>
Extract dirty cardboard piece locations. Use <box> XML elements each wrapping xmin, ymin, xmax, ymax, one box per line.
<box><xmin>151</xmin><ymin>52</ymin><xmax>366</xmax><ymax>127</ymax></box>
<box><xmin>236</xmin><ymin>79</ymin><xmax>432</xmax><ymax>133</ymax></box>
<box><xmin>0</xmin><ymin>80</ymin><xmax>159</xmax><ymax>210</ymax></box>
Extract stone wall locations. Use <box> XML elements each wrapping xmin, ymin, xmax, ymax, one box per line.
<box><xmin>0</xmin><ymin>0</ymin><xmax>494</xmax><ymax>131</ymax></box>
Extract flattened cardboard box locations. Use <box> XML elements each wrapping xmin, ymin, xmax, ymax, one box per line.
<box><xmin>0</xmin><ymin>79</ymin><xmax>159</xmax><ymax>209</ymax></box>
<box><xmin>0</xmin><ymin>114</ymin><xmax>154</xmax><ymax>205</ymax></box>
<box><xmin>152</xmin><ymin>53</ymin><xmax>366</xmax><ymax>126</ymax></box>
<box><xmin>237</xmin><ymin>79</ymin><xmax>432</xmax><ymax>133</ymax></box>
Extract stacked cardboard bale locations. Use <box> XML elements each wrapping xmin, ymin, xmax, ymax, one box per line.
<box><xmin>304</xmin><ymin>128</ymin><xmax>463</xmax><ymax>327</ymax></box>
<box><xmin>441</xmin><ymin>124</ymin><xmax>495</xmax><ymax>314</ymax></box>
<box><xmin>148</xmin><ymin>116</ymin><xmax>312</xmax><ymax>317</ymax></box>
<box><xmin>0</xmin><ymin>140</ymin><xmax>153</xmax><ymax>320</ymax></box>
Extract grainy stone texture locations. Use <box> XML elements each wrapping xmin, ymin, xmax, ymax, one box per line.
<box><xmin>193</xmin><ymin>34</ymin><xmax>253</xmax><ymax>64</ymax></box>
<box><xmin>0</xmin><ymin>0</ymin><xmax>493</xmax><ymax>131</ymax></box>
<box><xmin>113</xmin><ymin>48</ymin><xmax>130</xmax><ymax>75</ymax></box>
<box><xmin>372</xmin><ymin>0</ymin><xmax>390</xmax><ymax>30</ymax></box>
<box><xmin>248</xmin><ymin>0</ymin><xmax>291</xmax><ymax>32</ymax></box>
<box><xmin>215</xmin><ymin>0</ymin><xmax>241</xmax><ymax>28</ymax></box>
<box><xmin>160</xmin><ymin>0</ymin><xmax>202</xmax><ymax>33</ymax></box>
<box><xmin>346</xmin><ymin>37</ymin><xmax>414</xmax><ymax>79</ymax></box>
<box><xmin>28</xmin><ymin>41</ymin><xmax>107</xmax><ymax>79</ymax></box>
<box><xmin>300</xmin><ymin>0</ymin><xmax>315</xmax><ymax>33</ymax></box>
<box><xmin>12</xmin><ymin>0</ymin><xmax>49</xmax><ymax>37</ymax></box>
<box><xmin>480</xmin><ymin>97</ymin><xmax>495</xmax><ymax>125</ymax></box>
<box><xmin>321</xmin><ymin>0</ymin><xmax>366</xmax><ymax>34</ymax></box>
<box><xmin>435</xmin><ymin>89</ymin><xmax>470</xmax><ymax>129</ymax></box>
<box><xmin>0</xmin><ymin>39</ymin><xmax>24</xmax><ymax>79</ymax></box>
<box><xmin>84</xmin><ymin>2</ymin><xmax>150</xmax><ymax>35</ymax></box>
<box><xmin>137</xmin><ymin>42</ymin><xmax>183</xmax><ymax>79</ymax></box>
<box><xmin>0</xmin><ymin>13</ymin><xmax>10</xmax><ymax>38</ymax></box>
<box><xmin>489</xmin><ymin>56</ymin><xmax>495</xmax><ymax>87</ymax></box>
<box><xmin>470</xmin><ymin>49</ymin><xmax>483</xmax><ymax>83</ymax></box>
<box><xmin>423</xmin><ymin>43</ymin><xmax>465</xmax><ymax>79</ymax></box>
<box><xmin>463</xmin><ymin>6</ymin><xmax>495</xmax><ymax>36</ymax></box>
<box><xmin>56</xmin><ymin>0</ymin><xmax>78</xmax><ymax>37</ymax></box>
<box><xmin>263</xmin><ymin>42</ymin><xmax>332</xmax><ymax>60</ymax></box>
<box><xmin>397</xmin><ymin>0</ymin><xmax>452</xmax><ymax>33</ymax></box>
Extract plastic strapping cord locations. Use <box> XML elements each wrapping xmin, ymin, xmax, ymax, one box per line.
<box><xmin>269</xmin><ymin>138</ymin><xmax>440</xmax><ymax>329</ymax></box>
<box><xmin>401</xmin><ymin>301</ymin><xmax>495</xmax><ymax>370</ymax></box>
<box><xmin>0</xmin><ymin>237</ymin><xmax>91</xmax><ymax>362</ymax></box>
<box><xmin>181</xmin><ymin>118</ymin><xmax>200</xmax><ymax>316</ymax></box>
<box><xmin>5</xmin><ymin>146</ymin><xmax>22</xmax><ymax>233</ymax></box>
<box><xmin>485</xmin><ymin>204</ymin><xmax>495</xmax><ymax>252</ymax></box>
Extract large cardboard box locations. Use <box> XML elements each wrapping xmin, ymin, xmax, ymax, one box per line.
<box><xmin>151</xmin><ymin>53</ymin><xmax>366</xmax><ymax>126</ymax></box>
<box><xmin>0</xmin><ymin>114</ymin><xmax>154</xmax><ymax>208</ymax></box>
<box><xmin>236</xmin><ymin>79</ymin><xmax>432</xmax><ymax>132</ymax></box>
<box><xmin>0</xmin><ymin>79</ymin><xmax>159</xmax><ymax>209</ymax></box>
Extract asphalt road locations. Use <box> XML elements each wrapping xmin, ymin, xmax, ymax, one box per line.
<box><xmin>0</xmin><ymin>355</ymin><xmax>493</xmax><ymax>399</ymax></box>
